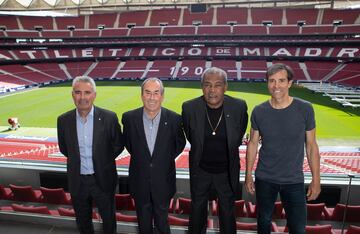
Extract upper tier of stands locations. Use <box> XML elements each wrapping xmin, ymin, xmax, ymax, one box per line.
<box><xmin>1</xmin><ymin>59</ymin><xmax>359</xmax><ymax>88</ymax></box>
<box><xmin>0</xmin><ymin>7</ymin><xmax>359</xmax><ymax>31</ymax></box>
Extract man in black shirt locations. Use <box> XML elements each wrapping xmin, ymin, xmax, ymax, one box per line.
<box><xmin>182</xmin><ymin>67</ymin><xmax>248</xmax><ymax>234</ymax></box>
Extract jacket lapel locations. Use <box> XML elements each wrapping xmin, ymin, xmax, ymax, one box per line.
<box><xmin>196</xmin><ymin>97</ymin><xmax>206</xmax><ymax>154</ymax></box>
<box><xmin>92</xmin><ymin>106</ymin><xmax>101</xmax><ymax>160</ymax></box>
<box><xmin>135</xmin><ymin>108</ymin><xmax>152</xmax><ymax>158</ymax></box>
<box><xmin>223</xmin><ymin>96</ymin><xmax>235</xmax><ymax>165</ymax></box>
<box><xmin>152</xmin><ymin>108</ymin><xmax>166</xmax><ymax>159</ymax></box>
<box><xmin>69</xmin><ymin>110</ymin><xmax>80</xmax><ymax>157</ymax></box>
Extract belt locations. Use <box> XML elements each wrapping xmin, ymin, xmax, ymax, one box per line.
<box><xmin>81</xmin><ymin>173</ymin><xmax>95</xmax><ymax>177</ymax></box>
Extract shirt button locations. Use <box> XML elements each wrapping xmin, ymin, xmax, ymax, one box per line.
<box><xmin>150</xmin><ymin>163</ymin><xmax>153</xmax><ymax>167</ymax></box>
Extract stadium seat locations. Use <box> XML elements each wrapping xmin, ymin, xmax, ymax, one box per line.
<box><xmin>307</xmin><ymin>203</ymin><xmax>326</xmax><ymax>220</ymax></box>
<box><xmin>9</xmin><ymin>184</ymin><xmax>42</xmax><ymax>202</ymax></box>
<box><xmin>273</xmin><ymin>201</ymin><xmax>285</xmax><ymax>219</ymax></box>
<box><xmin>168</xmin><ymin>198</ymin><xmax>174</xmax><ymax>213</ymax></box>
<box><xmin>115</xmin><ymin>193</ymin><xmax>135</xmax><ymax>211</ymax></box>
<box><xmin>57</xmin><ymin>207</ymin><xmax>99</xmax><ymax>219</ymax></box>
<box><xmin>11</xmin><ymin>203</ymin><xmax>58</xmax><ymax>215</ymax></box>
<box><xmin>168</xmin><ymin>215</ymin><xmax>189</xmax><ymax>226</ymax></box>
<box><xmin>40</xmin><ymin>186</ymin><xmax>72</xmax><ymax>205</ymax></box>
<box><xmin>246</xmin><ymin>201</ymin><xmax>257</xmax><ymax>218</ymax></box>
<box><xmin>246</xmin><ymin>201</ymin><xmax>286</xmax><ymax>219</ymax></box>
<box><xmin>115</xmin><ymin>212</ymin><xmax>137</xmax><ymax>222</ymax></box>
<box><xmin>175</xmin><ymin>197</ymin><xmax>191</xmax><ymax>215</ymax></box>
<box><xmin>236</xmin><ymin>221</ymin><xmax>279</xmax><ymax>232</ymax></box>
<box><xmin>305</xmin><ymin>224</ymin><xmax>333</xmax><ymax>234</ymax></box>
<box><xmin>0</xmin><ymin>184</ymin><xmax>13</xmax><ymax>200</ymax></box>
<box><xmin>324</xmin><ymin>204</ymin><xmax>360</xmax><ymax>222</ymax></box>
<box><xmin>211</xmin><ymin>199</ymin><xmax>246</xmax><ymax>217</ymax></box>
<box><xmin>346</xmin><ymin>225</ymin><xmax>360</xmax><ymax>234</ymax></box>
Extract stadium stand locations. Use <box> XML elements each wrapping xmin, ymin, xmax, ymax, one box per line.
<box><xmin>182</xmin><ymin>8</ymin><xmax>214</xmax><ymax>26</ymax></box>
<box><xmin>168</xmin><ymin>215</ymin><xmax>189</xmax><ymax>226</ymax></box>
<box><xmin>285</xmin><ymin>9</ymin><xmax>318</xmax><ymax>25</ymax></box>
<box><xmin>9</xmin><ymin>184</ymin><xmax>42</xmax><ymax>203</ymax></box>
<box><xmin>129</xmin><ymin>26</ymin><xmax>162</xmax><ymax>36</ymax></box>
<box><xmin>306</xmin><ymin>203</ymin><xmax>327</xmax><ymax>220</ymax></box>
<box><xmin>0</xmin><ymin>5</ymin><xmax>359</xmax><ymax>233</ymax></box>
<box><xmin>216</xmin><ymin>7</ymin><xmax>248</xmax><ymax>25</ymax></box>
<box><xmin>118</xmin><ymin>10</ymin><xmax>148</xmax><ymax>27</ymax></box>
<box><xmin>324</xmin><ymin>204</ymin><xmax>360</xmax><ymax>222</ymax></box>
<box><xmin>55</xmin><ymin>16</ymin><xmax>85</xmax><ymax>30</ymax></box>
<box><xmin>89</xmin><ymin>13</ymin><xmax>118</xmax><ymax>29</ymax></box>
<box><xmin>0</xmin><ymin>185</ymin><xmax>13</xmax><ymax>200</ymax></box>
<box><xmin>175</xmin><ymin>197</ymin><xmax>191</xmax><ymax>215</ymax></box>
<box><xmin>251</xmin><ymin>8</ymin><xmax>283</xmax><ymax>25</ymax></box>
<box><xmin>211</xmin><ymin>199</ymin><xmax>247</xmax><ymax>217</ymax></box>
<box><xmin>305</xmin><ymin>224</ymin><xmax>334</xmax><ymax>234</ymax></box>
<box><xmin>162</xmin><ymin>25</ymin><xmax>196</xmax><ymax>35</ymax></box>
<box><xmin>149</xmin><ymin>8</ymin><xmax>181</xmax><ymax>26</ymax></box>
<box><xmin>39</xmin><ymin>187</ymin><xmax>72</xmax><ymax>205</ymax></box>
<box><xmin>19</xmin><ymin>16</ymin><xmax>53</xmax><ymax>31</ymax></box>
<box><xmin>115</xmin><ymin>193</ymin><xmax>135</xmax><ymax>211</ymax></box>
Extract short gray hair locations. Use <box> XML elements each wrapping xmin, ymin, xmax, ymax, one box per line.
<box><xmin>201</xmin><ymin>67</ymin><xmax>227</xmax><ymax>85</ymax></box>
<box><xmin>72</xmin><ymin>76</ymin><xmax>96</xmax><ymax>92</ymax></box>
<box><xmin>141</xmin><ymin>77</ymin><xmax>164</xmax><ymax>95</ymax></box>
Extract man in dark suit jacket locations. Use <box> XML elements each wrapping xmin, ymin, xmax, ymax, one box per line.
<box><xmin>182</xmin><ymin>67</ymin><xmax>248</xmax><ymax>234</ymax></box>
<box><xmin>57</xmin><ymin>76</ymin><xmax>124</xmax><ymax>234</ymax></box>
<box><xmin>122</xmin><ymin>77</ymin><xmax>186</xmax><ymax>234</ymax></box>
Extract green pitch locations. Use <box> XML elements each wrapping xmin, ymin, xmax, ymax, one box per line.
<box><xmin>0</xmin><ymin>81</ymin><xmax>359</xmax><ymax>144</ymax></box>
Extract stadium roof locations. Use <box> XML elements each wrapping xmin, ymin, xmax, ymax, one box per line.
<box><xmin>0</xmin><ymin>0</ymin><xmax>360</xmax><ymax>15</ymax></box>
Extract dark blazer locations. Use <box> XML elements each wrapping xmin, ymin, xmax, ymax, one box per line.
<box><xmin>57</xmin><ymin>106</ymin><xmax>124</xmax><ymax>195</ymax></box>
<box><xmin>121</xmin><ymin>107</ymin><xmax>186</xmax><ymax>205</ymax></box>
<box><xmin>182</xmin><ymin>95</ymin><xmax>248</xmax><ymax>194</ymax></box>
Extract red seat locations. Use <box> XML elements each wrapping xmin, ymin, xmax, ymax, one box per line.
<box><xmin>40</xmin><ymin>187</ymin><xmax>72</xmax><ymax>205</ymax></box>
<box><xmin>175</xmin><ymin>197</ymin><xmax>191</xmax><ymax>214</ymax></box>
<box><xmin>11</xmin><ymin>204</ymin><xmax>58</xmax><ymax>216</ymax></box>
<box><xmin>0</xmin><ymin>184</ymin><xmax>13</xmax><ymax>200</ymax></box>
<box><xmin>273</xmin><ymin>201</ymin><xmax>285</xmax><ymax>219</ymax></box>
<box><xmin>236</xmin><ymin>221</ymin><xmax>278</xmax><ymax>232</ymax></box>
<box><xmin>9</xmin><ymin>184</ymin><xmax>42</xmax><ymax>202</ymax></box>
<box><xmin>307</xmin><ymin>203</ymin><xmax>326</xmax><ymax>220</ymax></box>
<box><xmin>168</xmin><ymin>215</ymin><xmax>189</xmax><ymax>226</ymax></box>
<box><xmin>211</xmin><ymin>199</ymin><xmax>247</xmax><ymax>217</ymax></box>
<box><xmin>115</xmin><ymin>194</ymin><xmax>135</xmax><ymax>211</ymax></box>
<box><xmin>115</xmin><ymin>212</ymin><xmax>137</xmax><ymax>222</ymax></box>
<box><xmin>305</xmin><ymin>224</ymin><xmax>333</xmax><ymax>234</ymax></box>
<box><xmin>325</xmin><ymin>204</ymin><xmax>360</xmax><ymax>222</ymax></box>
<box><xmin>58</xmin><ymin>207</ymin><xmax>99</xmax><ymax>219</ymax></box>
<box><xmin>246</xmin><ymin>201</ymin><xmax>286</xmax><ymax>219</ymax></box>
<box><xmin>168</xmin><ymin>198</ymin><xmax>174</xmax><ymax>213</ymax></box>
<box><xmin>346</xmin><ymin>225</ymin><xmax>360</xmax><ymax>234</ymax></box>
<box><xmin>246</xmin><ymin>201</ymin><xmax>257</xmax><ymax>218</ymax></box>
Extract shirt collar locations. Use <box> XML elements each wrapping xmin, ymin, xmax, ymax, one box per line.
<box><xmin>143</xmin><ymin>108</ymin><xmax>161</xmax><ymax>122</ymax></box>
<box><xmin>76</xmin><ymin>106</ymin><xmax>94</xmax><ymax>121</ymax></box>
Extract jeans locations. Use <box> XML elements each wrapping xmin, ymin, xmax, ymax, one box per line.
<box><xmin>255</xmin><ymin>178</ymin><xmax>306</xmax><ymax>234</ymax></box>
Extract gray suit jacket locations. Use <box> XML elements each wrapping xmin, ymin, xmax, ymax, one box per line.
<box><xmin>57</xmin><ymin>106</ymin><xmax>124</xmax><ymax>195</ymax></box>
<box><xmin>182</xmin><ymin>95</ymin><xmax>248</xmax><ymax>194</ymax></box>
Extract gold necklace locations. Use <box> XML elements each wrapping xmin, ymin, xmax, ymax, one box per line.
<box><xmin>205</xmin><ymin>107</ymin><xmax>223</xmax><ymax>136</ymax></box>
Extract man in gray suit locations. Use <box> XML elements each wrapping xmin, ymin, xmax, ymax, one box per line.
<box><xmin>57</xmin><ymin>76</ymin><xmax>124</xmax><ymax>234</ymax></box>
<box><xmin>182</xmin><ymin>67</ymin><xmax>248</xmax><ymax>234</ymax></box>
<box><xmin>122</xmin><ymin>77</ymin><xmax>186</xmax><ymax>234</ymax></box>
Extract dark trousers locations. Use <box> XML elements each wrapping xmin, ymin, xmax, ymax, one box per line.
<box><xmin>135</xmin><ymin>193</ymin><xmax>171</xmax><ymax>234</ymax></box>
<box><xmin>255</xmin><ymin>178</ymin><xmax>306</xmax><ymax>234</ymax></box>
<box><xmin>71</xmin><ymin>175</ymin><xmax>116</xmax><ymax>234</ymax></box>
<box><xmin>189</xmin><ymin>168</ymin><xmax>236</xmax><ymax>234</ymax></box>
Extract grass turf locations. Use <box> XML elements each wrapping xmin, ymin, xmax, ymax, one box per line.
<box><xmin>0</xmin><ymin>81</ymin><xmax>359</xmax><ymax>142</ymax></box>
